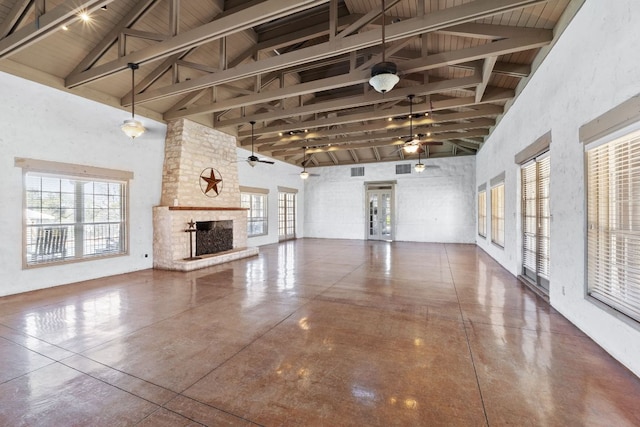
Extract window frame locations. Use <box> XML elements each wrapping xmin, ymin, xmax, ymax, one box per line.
<box><xmin>240</xmin><ymin>189</ymin><xmax>269</xmax><ymax>238</ymax></box>
<box><xmin>584</xmin><ymin>123</ymin><xmax>640</xmax><ymax>324</ymax></box>
<box><xmin>16</xmin><ymin>158</ymin><xmax>132</xmax><ymax>268</ymax></box>
<box><xmin>580</xmin><ymin>94</ymin><xmax>640</xmax><ymax>327</ymax></box>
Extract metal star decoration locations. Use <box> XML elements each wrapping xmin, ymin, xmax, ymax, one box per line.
<box><xmin>199</xmin><ymin>168</ymin><xmax>223</xmax><ymax>197</ymax></box>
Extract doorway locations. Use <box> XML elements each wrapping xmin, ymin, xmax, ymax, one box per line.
<box><xmin>366</xmin><ymin>183</ymin><xmax>394</xmax><ymax>241</ymax></box>
<box><xmin>521</xmin><ymin>154</ymin><xmax>550</xmax><ymax>292</ymax></box>
<box><xmin>278</xmin><ymin>191</ymin><xmax>296</xmax><ymax>241</ymax></box>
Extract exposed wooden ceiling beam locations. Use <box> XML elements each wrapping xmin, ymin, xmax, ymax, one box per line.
<box><xmin>273</xmin><ymin>128</ymin><xmax>490</xmax><ymax>156</ymax></box>
<box><xmin>454</xmin><ymin>60</ymin><xmax>530</xmax><ymax>78</ymax></box>
<box><xmin>476</xmin><ymin>56</ymin><xmax>498</xmax><ymax>102</ymax></box>
<box><xmin>220</xmin><ymin>88</ymin><xmax>513</xmax><ymax>131</ymax></box>
<box><xmin>65</xmin><ymin>0</ymin><xmax>328</xmax><ymax>87</ymax></box>
<box><xmin>163</xmin><ymin>71</ymin><xmax>481</xmax><ymax>120</ymax></box>
<box><xmin>0</xmin><ymin>0</ymin><xmax>113</xmax><ymax>58</ymax></box>
<box><xmin>267</xmin><ymin>123</ymin><xmax>493</xmax><ymax>154</ymax></box>
<box><xmin>335</xmin><ymin>0</ymin><xmax>402</xmax><ymax>40</ymax></box>
<box><xmin>121</xmin><ymin>0</ymin><xmax>551</xmax><ymax>107</ymax></box>
<box><xmin>241</xmin><ymin>104</ymin><xmax>502</xmax><ymax>142</ymax></box>
<box><xmin>0</xmin><ymin>0</ymin><xmax>32</xmax><ymax>39</ymax></box>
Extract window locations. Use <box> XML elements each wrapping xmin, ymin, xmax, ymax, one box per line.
<box><xmin>18</xmin><ymin>158</ymin><xmax>131</xmax><ymax>267</ymax></box>
<box><xmin>478</xmin><ymin>186</ymin><xmax>487</xmax><ymax>238</ymax></box>
<box><xmin>586</xmin><ymin>128</ymin><xmax>640</xmax><ymax>322</ymax></box>
<box><xmin>241</xmin><ymin>192</ymin><xmax>268</xmax><ymax>237</ymax></box>
<box><xmin>491</xmin><ymin>180</ymin><xmax>505</xmax><ymax>247</ymax></box>
<box><xmin>278</xmin><ymin>187</ymin><xmax>297</xmax><ymax>241</ymax></box>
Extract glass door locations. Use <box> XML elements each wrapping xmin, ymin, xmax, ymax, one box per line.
<box><xmin>367</xmin><ymin>188</ymin><xmax>393</xmax><ymax>241</ymax></box>
<box><xmin>521</xmin><ymin>154</ymin><xmax>550</xmax><ymax>291</ymax></box>
<box><xmin>278</xmin><ymin>191</ymin><xmax>296</xmax><ymax>241</ymax></box>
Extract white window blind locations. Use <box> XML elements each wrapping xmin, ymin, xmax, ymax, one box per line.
<box><xmin>522</xmin><ymin>162</ymin><xmax>537</xmax><ymax>272</ymax></box>
<box><xmin>491</xmin><ymin>183</ymin><xmax>505</xmax><ymax>247</ymax></box>
<box><xmin>521</xmin><ymin>155</ymin><xmax>550</xmax><ymax>286</ymax></box>
<box><xmin>478</xmin><ymin>190</ymin><xmax>487</xmax><ymax>237</ymax></box>
<box><xmin>537</xmin><ymin>156</ymin><xmax>551</xmax><ymax>278</ymax></box>
<box><xmin>587</xmin><ymin>131</ymin><xmax>640</xmax><ymax>322</ymax></box>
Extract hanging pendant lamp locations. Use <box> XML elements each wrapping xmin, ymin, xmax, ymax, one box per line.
<box><xmin>415</xmin><ymin>146</ymin><xmax>426</xmax><ymax>173</ymax></box>
<box><xmin>369</xmin><ymin>0</ymin><xmax>399</xmax><ymax>93</ymax></box>
<box><xmin>121</xmin><ymin>63</ymin><xmax>145</xmax><ymax>139</ymax></box>
<box><xmin>403</xmin><ymin>94</ymin><xmax>420</xmax><ymax>154</ymax></box>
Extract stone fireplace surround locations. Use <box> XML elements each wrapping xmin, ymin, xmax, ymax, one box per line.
<box><xmin>153</xmin><ymin>119</ymin><xmax>258</xmax><ymax>272</ymax></box>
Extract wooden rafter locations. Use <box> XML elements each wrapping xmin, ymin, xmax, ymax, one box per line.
<box><xmin>65</xmin><ymin>0</ymin><xmax>329</xmax><ymax>87</ymax></box>
<box><xmin>0</xmin><ymin>0</ymin><xmax>113</xmax><ymax>58</ymax></box>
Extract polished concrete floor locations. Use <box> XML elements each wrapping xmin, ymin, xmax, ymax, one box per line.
<box><xmin>1</xmin><ymin>239</ymin><xmax>640</xmax><ymax>426</ymax></box>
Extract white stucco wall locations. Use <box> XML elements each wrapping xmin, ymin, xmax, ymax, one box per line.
<box><xmin>0</xmin><ymin>72</ymin><xmax>167</xmax><ymax>297</ymax></box>
<box><xmin>304</xmin><ymin>156</ymin><xmax>476</xmax><ymax>243</ymax></box>
<box><xmin>236</xmin><ymin>147</ymin><xmax>305</xmax><ymax>246</ymax></box>
<box><xmin>476</xmin><ymin>0</ymin><xmax>640</xmax><ymax>376</ymax></box>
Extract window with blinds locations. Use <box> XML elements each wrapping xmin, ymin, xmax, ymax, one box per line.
<box><xmin>521</xmin><ymin>155</ymin><xmax>550</xmax><ymax>290</ymax></box>
<box><xmin>586</xmin><ymin>129</ymin><xmax>640</xmax><ymax>322</ymax></box>
<box><xmin>478</xmin><ymin>190</ymin><xmax>487</xmax><ymax>237</ymax></box>
<box><xmin>491</xmin><ymin>182</ymin><xmax>505</xmax><ymax>247</ymax></box>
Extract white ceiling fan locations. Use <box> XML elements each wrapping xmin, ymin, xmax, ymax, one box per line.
<box><xmin>299</xmin><ymin>147</ymin><xmax>320</xmax><ymax>179</ymax></box>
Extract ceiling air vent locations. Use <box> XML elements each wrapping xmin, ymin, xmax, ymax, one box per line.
<box><xmin>396</xmin><ymin>164</ymin><xmax>412</xmax><ymax>174</ymax></box>
<box><xmin>351</xmin><ymin>167</ymin><xmax>365</xmax><ymax>177</ymax></box>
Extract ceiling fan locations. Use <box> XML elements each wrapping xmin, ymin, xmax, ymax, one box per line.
<box><xmin>245</xmin><ymin>121</ymin><xmax>275</xmax><ymax>167</ymax></box>
<box><xmin>299</xmin><ymin>147</ymin><xmax>319</xmax><ymax>179</ymax></box>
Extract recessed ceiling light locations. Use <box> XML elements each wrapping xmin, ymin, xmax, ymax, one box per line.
<box><xmin>61</xmin><ymin>25</ymin><xmax>69</xmax><ymax>31</ymax></box>
<box><xmin>79</xmin><ymin>12</ymin><xmax>91</xmax><ymax>22</ymax></box>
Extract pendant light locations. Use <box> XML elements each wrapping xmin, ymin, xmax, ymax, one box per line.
<box><xmin>403</xmin><ymin>94</ymin><xmax>420</xmax><ymax>154</ymax></box>
<box><xmin>121</xmin><ymin>63</ymin><xmax>145</xmax><ymax>139</ymax></box>
<box><xmin>415</xmin><ymin>145</ymin><xmax>426</xmax><ymax>173</ymax></box>
<box><xmin>369</xmin><ymin>0</ymin><xmax>399</xmax><ymax>93</ymax></box>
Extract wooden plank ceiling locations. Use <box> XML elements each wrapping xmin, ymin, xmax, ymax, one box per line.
<box><xmin>0</xmin><ymin>0</ymin><xmax>575</xmax><ymax>167</ymax></box>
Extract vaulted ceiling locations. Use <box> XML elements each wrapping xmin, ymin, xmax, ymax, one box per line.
<box><xmin>0</xmin><ymin>0</ymin><xmax>580</xmax><ymax>167</ymax></box>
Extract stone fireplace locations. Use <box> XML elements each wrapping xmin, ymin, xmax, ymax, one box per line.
<box><xmin>153</xmin><ymin>119</ymin><xmax>258</xmax><ymax>271</ymax></box>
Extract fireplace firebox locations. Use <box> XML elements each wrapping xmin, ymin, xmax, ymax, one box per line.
<box><xmin>195</xmin><ymin>220</ymin><xmax>233</xmax><ymax>256</ymax></box>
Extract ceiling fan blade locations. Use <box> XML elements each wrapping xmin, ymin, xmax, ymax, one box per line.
<box><xmin>258</xmin><ymin>159</ymin><xmax>275</xmax><ymax>164</ymax></box>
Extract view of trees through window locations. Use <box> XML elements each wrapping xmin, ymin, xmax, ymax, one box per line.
<box><xmin>25</xmin><ymin>173</ymin><xmax>126</xmax><ymax>265</ymax></box>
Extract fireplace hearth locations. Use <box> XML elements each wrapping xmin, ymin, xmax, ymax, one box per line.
<box><xmin>196</xmin><ymin>220</ymin><xmax>233</xmax><ymax>256</ymax></box>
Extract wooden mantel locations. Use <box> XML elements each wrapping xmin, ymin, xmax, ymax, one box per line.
<box><xmin>168</xmin><ymin>206</ymin><xmax>248</xmax><ymax>211</ymax></box>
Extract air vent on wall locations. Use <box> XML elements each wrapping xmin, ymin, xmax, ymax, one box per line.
<box><xmin>351</xmin><ymin>167</ymin><xmax>365</xmax><ymax>177</ymax></box>
<box><xmin>396</xmin><ymin>164</ymin><xmax>412</xmax><ymax>174</ymax></box>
